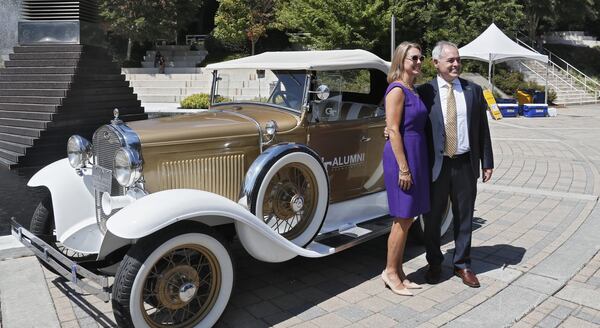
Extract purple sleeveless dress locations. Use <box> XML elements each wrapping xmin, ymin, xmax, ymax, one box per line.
<box><xmin>383</xmin><ymin>82</ymin><xmax>430</xmax><ymax>218</ymax></box>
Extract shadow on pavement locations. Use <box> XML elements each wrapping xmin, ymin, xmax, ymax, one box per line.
<box><xmin>51</xmin><ymin>279</ymin><xmax>117</xmax><ymax>327</ymax></box>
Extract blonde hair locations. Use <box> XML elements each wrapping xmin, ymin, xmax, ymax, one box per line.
<box><xmin>387</xmin><ymin>42</ymin><xmax>422</xmax><ymax>84</ymax></box>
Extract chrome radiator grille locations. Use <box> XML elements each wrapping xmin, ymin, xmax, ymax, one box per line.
<box><xmin>158</xmin><ymin>154</ymin><xmax>245</xmax><ymax>201</ymax></box>
<box><xmin>93</xmin><ymin>125</ymin><xmax>125</xmax><ymax>233</ymax></box>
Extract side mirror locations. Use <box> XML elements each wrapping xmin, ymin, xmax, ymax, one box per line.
<box><xmin>309</xmin><ymin>84</ymin><xmax>330</xmax><ymax>101</ymax></box>
<box><xmin>315</xmin><ymin>84</ymin><xmax>330</xmax><ymax>100</ymax></box>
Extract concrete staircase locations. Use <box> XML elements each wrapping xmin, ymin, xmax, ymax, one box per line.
<box><xmin>122</xmin><ymin>44</ymin><xmax>210</xmax><ymax>107</ymax></box>
<box><xmin>0</xmin><ymin>44</ymin><xmax>146</xmax><ymax>169</ymax></box>
<box><xmin>142</xmin><ymin>45</ymin><xmax>207</xmax><ymax>69</ymax></box>
<box><xmin>123</xmin><ymin>68</ymin><xmax>212</xmax><ymax>104</ymax></box>
<box><xmin>511</xmin><ymin>39</ymin><xmax>600</xmax><ymax>105</ymax></box>
<box><xmin>510</xmin><ymin>60</ymin><xmax>599</xmax><ymax>105</ymax></box>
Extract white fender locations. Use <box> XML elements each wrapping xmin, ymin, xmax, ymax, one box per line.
<box><xmin>106</xmin><ymin>189</ymin><xmax>327</xmax><ymax>263</ymax></box>
<box><xmin>27</xmin><ymin>158</ymin><xmax>101</xmax><ymax>253</ymax></box>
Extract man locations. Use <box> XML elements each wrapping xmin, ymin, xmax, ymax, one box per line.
<box><xmin>418</xmin><ymin>41</ymin><xmax>494</xmax><ymax>288</ymax></box>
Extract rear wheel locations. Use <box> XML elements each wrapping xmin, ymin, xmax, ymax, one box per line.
<box><xmin>29</xmin><ymin>195</ymin><xmax>95</xmax><ymax>275</ymax></box>
<box><xmin>252</xmin><ymin>152</ymin><xmax>329</xmax><ymax>247</ymax></box>
<box><xmin>112</xmin><ymin>225</ymin><xmax>234</xmax><ymax>328</ymax></box>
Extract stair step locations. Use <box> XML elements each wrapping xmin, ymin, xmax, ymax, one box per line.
<box><xmin>0</xmin><ymin>110</ymin><xmax>54</xmax><ymax>120</ymax></box>
<box><xmin>67</xmin><ymin>87</ymin><xmax>136</xmax><ymax>97</ymax></box>
<box><xmin>0</xmin><ymin>125</ymin><xmax>42</xmax><ymax>137</ymax></box>
<box><xmin>0</xmin><ymin>147</ymin><xmax>22</xmax><ymax>162</ymax></box>
<box><xmin>0</xmin><ymin>139</ymin><xmax>27</xmax><ymax>154</ymax></box>
<box><xmin>0</xmin><ymin>96</ymin><xmax>62</xmax><ymax>105</ymax></box>
<box><xmin>0</xmin><ymin>118</ymin><xmax>49</xmax><ymax>129</ymax></box>
<box><xmin>0</xmin><ymin>156</ymin><xmax>17</xmax><ymax>169</ymax></box>
<box><xmin>0</xmin><ymin>132</ymin><xmax>36</xmax><ymax>146</ymax></box>
<box><xmin>0</xmin><ymin>74</ymin><xmax>74</xmax><ymax>82</ymax></box>
<box><xmin>0</xmin><ymin>103</ymin><xmax>58</xmax><ymax>112</ymax></box>
<box><xmin>0</xmin><ymin>89</ymin><xmax>66</xmax><ymax>97</ymax></box>
<box><xmin>4</xmin><ymin>59</ymin><xmax>80</xmax><ymax>67</ymax></box>
<box><xmin>0</xmin><ymin>67</ymin><xmax>78</xmax><ymax>75</ymax></box>
<box><xmin>0</xmin><ymin>81</ymin><xmax>70</xmax><ymax>89</ymax></box>
<box><xmin>10</xmin><ymin>52</ymin><xmax>83</xmax><ymax>60</ymax></box>
<box><xmin>14</xmin><ymin>45</ymin><xmax>84</xmax><ymax>53</ymax></box>
<box><xmin>71</xmin><ymin>80</ymin><xmax>130</xmax><ymax>88</ymax></box>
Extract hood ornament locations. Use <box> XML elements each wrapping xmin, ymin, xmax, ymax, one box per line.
<box><xmin>111</xmin><ymin>108</ymin><xmax>123</xmax><ymax>125</ymax></box>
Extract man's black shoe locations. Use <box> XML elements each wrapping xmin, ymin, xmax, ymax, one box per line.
<box><xmin>425</xmin><ymin>264</ymin><xmax>442</xmax><ymax>284</ymax></box>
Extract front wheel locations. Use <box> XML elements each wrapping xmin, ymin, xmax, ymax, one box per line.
<box><xmin>112</xmin><ymin>225</ymin><xmax>234</xmax><ymax>328</ymax></box>
<box><xmin>29</xmin><ymin>195</ymin><xmax>95</xmax><ymax>275</ymax></box>
<box><xmin>411</xmin><ymin>197</ymin><xmax>453</xmax><ymax>242</ymax></box>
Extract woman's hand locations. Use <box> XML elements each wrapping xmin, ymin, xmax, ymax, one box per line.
<box><xmin>398</xmin><ymin>171</ymin><xmax>413</xmax><ymax>190</ymax></box>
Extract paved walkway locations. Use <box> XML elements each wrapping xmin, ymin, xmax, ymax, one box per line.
<box><xmin>1</xmin><ymin>104</ymin><xmax>600</xmax><ymax>327</ymax></box>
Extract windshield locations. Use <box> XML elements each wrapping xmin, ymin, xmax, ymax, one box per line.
<box><xmin>212</xmin><ymin>69</ymin><xmax>307</xmax><ymax>112</ymax></box>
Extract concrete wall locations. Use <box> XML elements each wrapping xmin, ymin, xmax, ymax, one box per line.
<box><xmin>0</xmin><ymin>0</ymin><xmax>22</xmax><ymax>66</ymax></box>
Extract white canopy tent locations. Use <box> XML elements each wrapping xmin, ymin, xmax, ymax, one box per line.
<box><xmin>459</xmin><ymin>23</ymin><xmax>549</xmax><ymax>101</ymax></box>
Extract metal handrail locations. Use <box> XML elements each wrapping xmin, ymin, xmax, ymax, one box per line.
<box><xmin>516</xmin><ymin>38</ymin><xmax>600</xmax><ymax>100</ymax></box>
<box><xmin>528</xmin><ymin>60</ymin><xmax>578</xmax><ymax>91</ymax></box>
<box><xmin>518</xmin><ymin>61</ymin><xmax>559</xmax><ymax>89</ymax></box>
<box><xmin>520</xmin><ymin>61</ymin><xmax>587</xmax><ymax>104</ymax></box>
<box><xmin>516</xmin><ymin>38</ymin><xmax>600</xmax><ymax>92</ymax></box>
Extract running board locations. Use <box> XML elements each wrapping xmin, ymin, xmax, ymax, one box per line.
<box><xmin>306</xmin><ymin>215</ymin><xmax>394</xmax><ymax>254</ymax></box>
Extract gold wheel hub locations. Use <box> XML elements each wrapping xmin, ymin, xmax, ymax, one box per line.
<box><xmin>262</xmin><ymin>163</ymin><xmax>317</xmax><ymax>239</ymax></box>
<box><xmin>141</xmin><ymin>245</ymin><xmax>221</xmax><ymax>328</ymax></box>
<box><xmin>156</xmin><ymin>265</ymin><xmax>200</xmax><ymax>310</ymax></box>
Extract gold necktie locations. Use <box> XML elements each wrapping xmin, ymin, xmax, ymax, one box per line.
<box><xmin>445</xmin><ymin>83</ymin><xmax>458</xmax><ymax>157</ymax></box>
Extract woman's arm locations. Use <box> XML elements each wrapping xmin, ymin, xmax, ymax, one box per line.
<box><xmin>386</xmin><ymin>87</ymin><xmax>412</xmax><ymax>190</ymax></box>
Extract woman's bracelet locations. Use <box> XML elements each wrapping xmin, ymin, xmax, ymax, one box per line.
<box><xmin>399</xmin><ymin>169</ymin><xmax>411</xmax><ymax>176</ymax></box>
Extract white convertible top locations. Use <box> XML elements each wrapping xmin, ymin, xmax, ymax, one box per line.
<box><xmin>206</xmin><ymin>49</ymin><xmax>390</xmax><ymax>73</ymax></box>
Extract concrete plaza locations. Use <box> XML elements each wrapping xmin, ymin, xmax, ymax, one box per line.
<box><xmin>1</xmin><ymin>104</ymin><xmax>600</xmax><ymax>327</ymax></box>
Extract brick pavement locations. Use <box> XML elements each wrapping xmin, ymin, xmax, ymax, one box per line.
<box><xmin>4</xmin><ymin>105</ymin><xmax>600</xmax><ymax>327</ymax></box>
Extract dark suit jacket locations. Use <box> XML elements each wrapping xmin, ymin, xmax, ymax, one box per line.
<box><xmin>417</xmin><ymin>77</ymin><xmax>494</xmax><ymax>182</ymax></box>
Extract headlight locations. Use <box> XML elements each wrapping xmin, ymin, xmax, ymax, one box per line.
<box><xmin>265</xmin><ymin>120</ymin><xmax>278</xmax><ymax>136</ymax></box>
<box><xmin>113</xmin><ymin>147</ymin><xmax>142</xmax><ymax>187</ymax></box>
<box><xmin>67</xmin><ymin>135</ymin><xmax>92</xmax><ymax>168</ymax></box>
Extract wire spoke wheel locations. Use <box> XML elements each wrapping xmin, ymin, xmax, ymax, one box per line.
<box><xmin>140</xmin><ymin>244</ymin><xmax>221</xmax><ymax>327</ymax></box>
<box><xmin>262</xmin><ymin>163</ymin><xmax>317</xmax><ymax>240</ymax></box>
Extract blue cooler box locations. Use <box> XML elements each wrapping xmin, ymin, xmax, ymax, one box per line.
<box><xmin>497</xmin><ymin>103</ymin><xmax>519</xmax><ymax>117</ymax></box>
<box><xmin>522</xmin><ymin>103</ymin><xmax>548</xmax><ymax>117</ymax></box>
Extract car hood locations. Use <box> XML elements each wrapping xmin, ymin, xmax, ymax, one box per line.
<box><xmin>128</xmin><ymin>105</ymin><xmax>301</xmax><ymax>145</ymax></box>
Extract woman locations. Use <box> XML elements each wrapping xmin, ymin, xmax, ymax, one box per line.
<box><xmin>382</xmin><ymin>42</ymin><xmax>430</xmax><ymax>296</ymax></box>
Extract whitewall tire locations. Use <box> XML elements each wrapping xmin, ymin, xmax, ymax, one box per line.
<box><xmin>253</xmin><ymin>152</ymin><xmax>329</xmax><ymax>247</ymax></box>
<box><xmin>112</xmin><ymin>226</ymin><xmax>233</xmax><ymax>328</ymax></box>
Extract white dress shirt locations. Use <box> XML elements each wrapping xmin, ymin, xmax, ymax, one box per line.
<box><xmin>436</xmin><ymin>75</ymin><xmax>470</xmax><ymax>154</ymax></box>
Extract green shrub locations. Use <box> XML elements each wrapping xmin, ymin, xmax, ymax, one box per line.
<box><xmin>180</xmin><ymin>93</ymin><xmax>211</xmax><ymax>109</ymax></box>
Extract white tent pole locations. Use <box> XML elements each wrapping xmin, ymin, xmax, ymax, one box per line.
<box><xmin>488</xmin><ymin>54</ymin><xmax>492</xmax><ymax>90</ymax></box>
<box><xmin>545</xmin><ymin>62</ymin><xmax>549</xmax><ymax>104</ymax></box>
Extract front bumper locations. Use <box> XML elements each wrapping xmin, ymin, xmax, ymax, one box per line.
<box><xmin>10</xmin><ymin>218</ymin><xmax>111</xmax><ymax>302</ymax></box>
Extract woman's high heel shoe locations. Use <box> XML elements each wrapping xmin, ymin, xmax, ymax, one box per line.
<box><xmin>381</xmin><ymin>270</ymin><xmax>413</xmax><ymax>296</ymax></box>
<box><xmin>402</xmin><ymin>279</ymin><xmax>423</xmax><ymax>289</ymax></box>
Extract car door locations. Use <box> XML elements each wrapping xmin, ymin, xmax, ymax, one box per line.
<box><xmin>307</xmin><ymin>71</ymin><xmax>367</xmax><ymax>202</ymax></box>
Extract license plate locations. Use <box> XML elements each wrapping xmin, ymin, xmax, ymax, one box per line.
<box><xmin>92</xmin><ymin>165</ymin><xmax>112</xmax><ymax>193</ymax></box>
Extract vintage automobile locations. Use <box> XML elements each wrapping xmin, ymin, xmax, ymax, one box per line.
<box><xmin>12</xmin><ymin>49</ymin><xmax>452</xmax><ymax>327</ymax></box>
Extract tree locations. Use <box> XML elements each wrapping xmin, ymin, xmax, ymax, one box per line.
<box><xmin>212</xmin><ymin>0</ymin><xmax>276</xmax><ymax>55</ymax></box>
<box><xmin>391</xmin><ymin>0</ymin><xmax>524</xmax><ymax>52</ymax></box>
<box><xmin>99</xmin><ymin>0</ymin><xmax>203</xmax><ymax>60</ymax></box>
<box><xmin>276</xmin><ymin>0</ymin><xmax>387</xmax><ymax>53</ymax></box>
<box><xmin>519</xmin><ymin>0</ymin><xmax>555</xmax><ymax>46</ymax></box>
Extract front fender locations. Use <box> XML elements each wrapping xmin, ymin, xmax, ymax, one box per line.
<box><xmin>28</xmin><ymin>158</ymin><xmax>98</xmax><ymax>247</ymax></box>
<box><xmin>106</xmin><ymin>189</ymin><xmax>325</xmax><ymax>262</ymax></box>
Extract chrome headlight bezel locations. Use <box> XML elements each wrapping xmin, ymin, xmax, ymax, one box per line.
<box><xmin>113</xmin><ymin>147</ymin><xmax>142</xmax><ymax>187</ymax></box>
<box><xmin>67</xmin><ymin>135</ymin><xmax>92</xmax><ymax>169</ymax></box>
